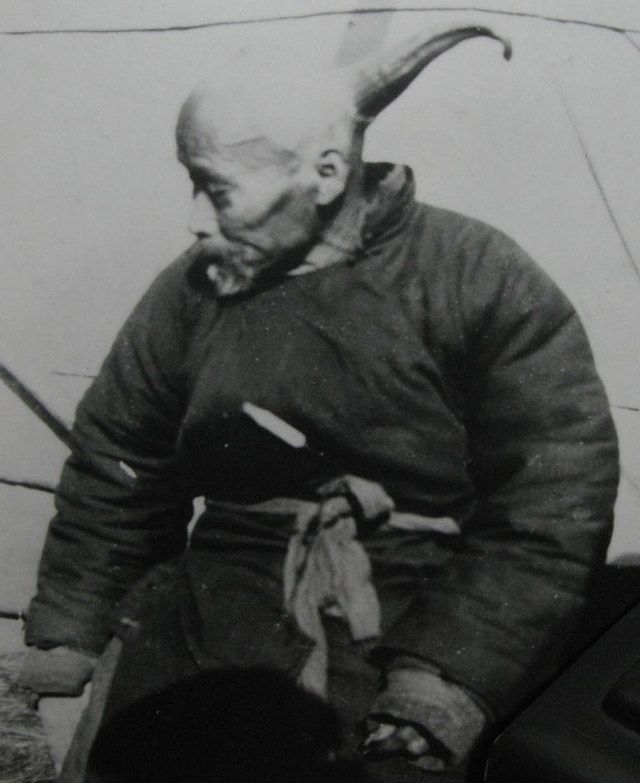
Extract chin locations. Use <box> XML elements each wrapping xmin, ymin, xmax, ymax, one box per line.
<box><xmin>187</xmin><ymin>237</ymin><xmax>286</xmax><ymax>297</ymax></box>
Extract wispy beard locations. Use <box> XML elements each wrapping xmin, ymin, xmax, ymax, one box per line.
<box><xmin>186</xmin><ymin>237</ymin><xmax>273</xmax><ymax>297</ymax></box>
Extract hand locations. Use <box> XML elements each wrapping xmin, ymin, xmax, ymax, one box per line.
<box><xmin>362</xmin><ymin>720</ymin><xmax>430</xmax><ymax>760</ymax></box>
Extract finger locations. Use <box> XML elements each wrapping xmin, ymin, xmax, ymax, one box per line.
<box><xmin>394</xmin><ymin>724</ymin><xmax>429</xmax><ymax>755</ymax></box>
<box><xmin>364</xmin><ymin>724</ymin><xmax>431</xmax><ymax>759</ymax></box>
<box><xmin>395</xmin><ymin>725</ymin><xmax>421</xmax><ymax>741</ymax></box>
<box><xmin>406</xmin><ymin>735</ymin><xmax>430</xmax><ymax>757</ymax></box>
<box><xmin>363</xmin><ymin>727</ymin><xmax>410</xmax><ymax>756</ymax></box>
<box><xmin>364</xmin><ymin>722</ymin><xmax>396</xmax><ymax>744</ymax></box>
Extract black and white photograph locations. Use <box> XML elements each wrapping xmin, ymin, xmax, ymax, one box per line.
<box><xmin>1</xmin><ymin>2</ymin><xmax>639</xmax><ymax>781</ymax></box>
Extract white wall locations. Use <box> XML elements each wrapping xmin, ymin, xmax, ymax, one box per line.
<box><xmin>1</xmin><ymin>3</ymin><xmax>639</xmax><ymax>610</ymax></box>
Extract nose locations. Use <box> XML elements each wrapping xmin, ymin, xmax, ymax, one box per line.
<box><xmin>188</xmin><ymin>191</ymin><xmax>221</xmax><ymax>239</ymax></box>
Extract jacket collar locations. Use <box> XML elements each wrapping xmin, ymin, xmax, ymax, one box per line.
<box><xmin>289</xmin><ymin>162</ymin><xmax>417</xmax><ymax>275</ymax></box>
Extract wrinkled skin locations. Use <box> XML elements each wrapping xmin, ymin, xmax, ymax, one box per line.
<box><xmin>176</xmin><ymin>93</ymin><xmax>324</xmax><ymax>296</ymax></box>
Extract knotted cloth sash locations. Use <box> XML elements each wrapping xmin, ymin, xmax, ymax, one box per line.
<box><xmin>284</xmin><ymin>500</ymin><xmax>380</xmax><ymax>698</ymax></box>
<box><xmin>246</xmin><ymin>478</ymin><xmax>460</xmax><ymax>698</ymax></box>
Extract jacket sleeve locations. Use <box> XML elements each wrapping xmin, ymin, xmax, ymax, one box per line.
<box><xmin>379</xmin><ymin>225</ymin><xmax>620</xmax><ymax>719</ymax></box>
<box><xmin>25</xmin><ymin>257</ymin><xmax>198</xmax><ymax>655</ymax></box>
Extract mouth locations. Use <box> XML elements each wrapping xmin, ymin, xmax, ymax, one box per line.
<box><xmin>187</xmin><ymin>237</ymin><xmax>270</xmax><ymax>297</ymax></box>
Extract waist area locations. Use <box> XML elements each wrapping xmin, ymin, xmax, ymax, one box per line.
<box><xmin>191</xmin><ymin>497</ymin><xmax>461</xmax><ymax>560</ymax></box>
<box><xmin>190</xmin><ymin>499</ymin><xmax>304</xmax><ymax>554</ymax></box>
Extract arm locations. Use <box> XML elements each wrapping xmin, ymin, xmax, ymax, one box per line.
<box><xmin>378</xmin><ymin>227</ymin><xmax>619</xmax><ymax>721</ymax></box>
<box><xmin>25</xmin><ymin>255</ymin><xmax>198</xmax><ymax>657</ymax></box>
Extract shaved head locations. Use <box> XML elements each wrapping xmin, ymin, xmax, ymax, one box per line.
<box><xmin>176</xmin><ymin>69</ymin><xmax>362</xmax><ymax>168</ymax></box>
<box><xmin>176</xmin><ymin>87</ymin><xmax>303</xmax><ymax>173</ymax></box>
<box><xmin>176</xmin><ymin>24</ymin><xmax>510</xmax><ymax>169</ymax></box>
<box><xmin>176</xmin><ymin>26</ymin><xmax>511</xmax><ymax>176</ymax></box>
<box><xmin>173</xmin><ymin>25</ymin><xmax>511</xmax><ymax>296</ymax></box>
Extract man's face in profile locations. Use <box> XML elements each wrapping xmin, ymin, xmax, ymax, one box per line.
<box><xmin>176</xmin><ymin>94</ymin><xmax>323</xmax><ymax>295</ymax></box>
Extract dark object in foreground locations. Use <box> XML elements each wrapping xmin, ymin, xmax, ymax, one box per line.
<box><xmin>484</xmin><ymin>567</ymin><xmax>640</xmax><ymax>783</ymax></box>
<box><xmin>87</xmin><ymin>667</ymin><xmax>368</xmax><ymax>783</ymax></box>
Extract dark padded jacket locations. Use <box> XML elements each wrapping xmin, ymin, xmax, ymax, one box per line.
<box><xmin>25</xmin><ymin>168</ymin><xmax>619</xmax><ymax>718</ymax></box>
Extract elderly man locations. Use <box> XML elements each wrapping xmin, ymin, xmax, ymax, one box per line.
<box><xmin>21</xmin><ymin>25</ymin><xmax>618</xmax><ymax>782</ymax></box>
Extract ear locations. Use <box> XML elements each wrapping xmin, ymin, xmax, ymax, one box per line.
<box><xmin>313</xmin><ymin>150</ymin><xmax>350</xmax><ymax>206</ymax></box>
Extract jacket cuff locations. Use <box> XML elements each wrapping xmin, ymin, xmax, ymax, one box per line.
<box><xmin>24</xmin><ymin>597</ymin><xmax>113</xmax><ymax>656</ymax></box>
<box><xmin>368</xmin><ymin>666</ymin><xmax>487</xmax><ymax>771</ymax></box>
<box><xmin>20</xmin><ymin>646</ymin><xmax>98</xmax><ymax>696</ymax></box>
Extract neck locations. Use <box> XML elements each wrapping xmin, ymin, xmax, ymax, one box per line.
<box><xmin>324</xmin><ymin>162</ymin><xmax>368</xmax><ymax>245</ymax></box>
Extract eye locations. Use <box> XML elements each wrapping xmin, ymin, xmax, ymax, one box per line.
<box><xmin>206</xmin><ymin>185</ymin><xmax>232</xmax><ymax>210</ymax></box>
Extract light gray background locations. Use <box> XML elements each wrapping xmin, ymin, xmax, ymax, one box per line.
<box><xmin>1</xmin><ymin>1</ymin><xmax>639</xmax><ymax>617</ymax></box>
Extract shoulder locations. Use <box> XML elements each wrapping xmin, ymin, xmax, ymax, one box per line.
<box><xmin>413</xmin><ymin>202</ymin><xmax>574</xmax><ymax>317</ymax></box>
<box><xmin>407</xmin><ymin>203</ymin><xmax>578</xmax><ymax>361</ymax></box>
<box><xmin>413</xmin><ymin>202</ymin><xmax>543</xmax><ymax>278</ymax></box>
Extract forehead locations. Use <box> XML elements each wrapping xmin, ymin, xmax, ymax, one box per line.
<box><xmin>176</xmin><ymin>93</ymin><xmax>225</xmax><ymax>165</ymax></box>
<box><xmin>176</xmin><ymin>91</ymin><xmax>299</xmax><ymax>178</ymax></box>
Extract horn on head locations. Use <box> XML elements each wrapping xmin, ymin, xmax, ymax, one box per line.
<box><xmin>354</xmin><ymin>25</ymin><xmax>512</xmax><ymax>120</ymax></box>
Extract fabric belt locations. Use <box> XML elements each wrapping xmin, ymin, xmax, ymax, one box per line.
<box><xmin>211</xmin><ymin>498</ymin><xmax>461</xmax><ymax>537</ymax></box>
<box><xmin>204</xmin><ymin>495</ymin><xmax>460</xmax><ymax>698</ymax></box>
